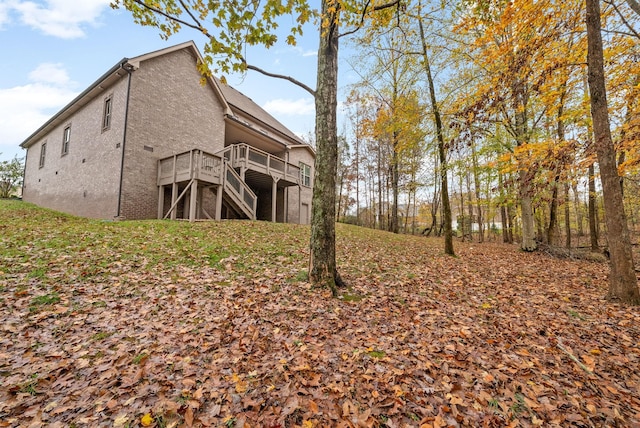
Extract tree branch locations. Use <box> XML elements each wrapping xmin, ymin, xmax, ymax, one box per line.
<box><xmin>178</xmin><ymin>0</ymin><xmax>206</xmax><ymax>31</ymax></box>
<box><xmin>626</xmin><ymin>0</ymin><xmax>640</xmax><ymax>16</ymax></box>
<box><xmin>339</xmin><ymin>0</ymin><xmax>372</xmax><ymax>38</ymax></box>
<box><xmin>373</xmin><ymin>0</ymin><xmax>402</xmax><ymax>11</ymax></box>
<box><xmin>245</xmin><ymin>64</ymin><xmax>316</xmax><ymax>96</ymax></box>
<box><xmin>603</xmin><ymin>0</ymin><xmax>640</xmax><ymax>40</ymax></box>
<box><xmin>128</xmin><ymin>0</ymin><xmax>315</xmax><ymax>96</ymax></box>
<box><xmin>339</xmin><ymin>0</ymin><xmax>402</xmax><ymax>38</ymax></box>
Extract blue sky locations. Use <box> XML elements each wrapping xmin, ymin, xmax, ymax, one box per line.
<box><xmin>0</xmin><ymin>0</ymin><xmax>355</xmax><ymax>162</ymax></box>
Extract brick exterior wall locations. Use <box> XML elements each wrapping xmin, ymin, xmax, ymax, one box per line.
<box><xmin>22</xmin><ymin>44</ymin><xmax>314</xmax><ymax>223</ymax></box>
<box><xmin>285</xmin><ymin>146</ymin><xmax>314</xmax><ymax>224</ymax></box>
<box><xmin>22</xmin><ymin>75</ymin><xmax>129</xmax><ymax>219</ymax></box>
<box><xmin>119</xmin><ymin>48</ymin><xmax>226</xmax><ymax>220</ymax></box>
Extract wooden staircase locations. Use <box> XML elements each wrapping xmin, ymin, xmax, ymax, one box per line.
<box><xmin>157</xmin><ymin>149</ymin><xmax>257</xmax><ymax>220</ymax></box>
<box><xmin>220</xmin><ymin>162</ymin><xmax>256</xmax><ymax>219</ymax></box>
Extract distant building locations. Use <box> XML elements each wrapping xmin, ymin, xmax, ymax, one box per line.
<box><xmin>20</xmin><ymin>41</ymin><xmax>314</xmax><ymax>223</ymax></box>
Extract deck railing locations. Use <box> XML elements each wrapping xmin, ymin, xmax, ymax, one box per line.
<box><xmin>158</xmin><ymin>149</ymin><xmax>223</xmax><ymax>186</ymax></box>
<box><xmin>224</xmin><ymin>143</ymin><xmax>300</xmax><ymax>184</ymax></box>
<box><xmin>223</xmin><ymin>163</ymin><xmax>257</xmax><ymax>219</ymax></box>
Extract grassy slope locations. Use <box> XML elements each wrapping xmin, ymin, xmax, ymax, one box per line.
<box><xmin>0</xmin><ymin>200</ymin><xmax>638</xmax><ymax>427</ymax></box>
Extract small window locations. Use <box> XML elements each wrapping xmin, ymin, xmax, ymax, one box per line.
<box><xmin>61</xmin><ymin>125</ymin><xmax>71</xmax><ymax>155</ymax></box>
<box><xmin>300</xmin><ymin>162</ymin><xmax>311</xmax><ymax>187</ymax></box>
<box><xmin>39</xmin><ymin>142</ymin><xmax>47</xmax><ymax>168</ymax></box>
<box><xmin>102</xmin><ymin>96</ymin><xmax>112</xmax><ymax>131</ymax></box>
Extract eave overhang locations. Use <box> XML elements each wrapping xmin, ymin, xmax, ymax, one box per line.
<box><xmin>19</xmin><ymin>59</ymin><xmax>132</xmax><ymax>149</ymax></box>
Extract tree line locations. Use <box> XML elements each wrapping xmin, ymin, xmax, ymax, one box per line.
<box><xmin>334</xmin><ymin>0</ymin><xmax>640</xmax><ymax>303</ymax></box>
<box><xmin>113</xmin><ymin>0</ymin><xmax>639</xmax><ymax>304</ymax></box>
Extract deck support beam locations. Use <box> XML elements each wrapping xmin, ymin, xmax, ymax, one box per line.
<box><xmin>298</xmin><ymin>185</ymin><xmax>302</xmax><ymax>224</ymax></box>
<box><xmin>189</xmin><ymin>179</ymin><xmax>198</xmax><ymax>222</ymax></box>
<box><xmin>215</xmin><ymin>184</ymin><xmax>223</xmax><ymax>220</ymax></box>
<box><xmin>272</xmin><ymin>178</ymin><xmax>279</xmax><ymax>222</ymax></box>
<box><xmin>157</xmin><ymin>185</ymin><xmax>165</xmax><ymax>219</ymax></box>
<box><xmin>170</xmin><ymin>183</ymin><xmax>178</xmax><ymax>220</ymax></box>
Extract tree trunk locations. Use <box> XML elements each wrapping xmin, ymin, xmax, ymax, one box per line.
<box><xmin>419</xmin><ymin>12</ymin><xmax>454</xmax><ymax>255</ymax></box>
<box><xmin>572</xmin><ymin>180</ymin><xmax>584</xmax><ymax>236</ymax></box>
<box><xmin>588</xmin><ymin>163</ymin><xmax>599</xmax><ymax>251</ymax></box>
<box><xmin>337</xmin><ymin>170</ymin><xmax>344</xmax><ymax>222</ymax></box>
<box><xmin>499</xmin><ymin>172</ymin><xmax>510</xmax><ymax>243</ymax></box>
<box><xmin>355</xmin><ymin>134</ymin><xmax>360</xmax><ymax>225</ymax></box>
<box><xmin>458</xmin><ymin>174</ymin><xmax>465</xmax><ymax>241</ymax></box>
<box><xmin>626</xmin><ymin>0</ymin><xmax>640</xmax><ymax>16</ymax></box>
<box><xmin>466</xmin><ymin>169</ymin><xmax>474</xmax><ymax>241</ymax></box>
<box><xmin>391</xmin><ymin>131</ymin><xmax>400</xmax><ymax>234</ymax></box>
<box><xmin>520</xmin><ymin>183</ymin><xmax>537</xmax><ymax>250</ymax></box>
<box><xmin>471</xmin><ymin>140</ymin><xmax>484</xmax><ymax>243</ymax></box>
<box><xmin>536</xmin><ymin>207</ymin><xmax>546</xmax><ymax>244</ymax></box>
<box><xmin>501</xmin><ymin>205</ymin><xmax>509</xmax><ymax>243</ymax></box>
<box><xmin>309</xmin><ymin>0</ymin><xmax>343</xmax><ymax>296</ymax></box>
<box><xmin>412</xmin><ymin>187</ymin><xmax>417</xmax><ymax>234</ymax></box>
<box><xmin>428</xmin><ymin>188</ymin><xmax>439</xmax><ymax>237</ymax></box>
<box><xmin>549</xmin><ymin>79</ymin><xmax>568</xmax><ymax>247</ymax></box>
<box><xmin>507</xmin><ymin>203</ymin><xmax>516</xmax><ymax>244</ymax></box>
<box><xmin>548</xmin><ymin>177</ymin><xmax>560</xmax><ymax>246</ymax></box>
<box><xmin>586</xmin><ymin>0</ymin><xmax>640</xmax><ymax>304</ymax></box>
<box><xmin>386</xmin><ymin>167</ymin><xmax>391</xmax><ymax>231</ymax></box>
<box><xmin>510</xmin><ymin>71</ymin><xmax>537</xmax><ymax>251</ymax></box>
<box><xmin>564</xmin><ymin>182</ymin><xmax>571</xmax><ymax>248</ymax></box>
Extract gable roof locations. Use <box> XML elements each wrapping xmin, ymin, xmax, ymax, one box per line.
<box><xmin>20</xmin><ymin>41</ymin><xmax>312</xmax><ymax>154</ymax></box>
<box><xmin>216</xmin><ymin>79</ymin><xmax>307</xmax><ymax>146</ymax></box>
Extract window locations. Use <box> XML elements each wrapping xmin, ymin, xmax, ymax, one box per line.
<box><xmin>39</xmin><ymin>142</ymin><xmax>47</xmax><ymax>168</ymax></box>
<box><xmin>61</xmin><ymin>125</ymin><xmax>71</xmax><ymax>155</ymax></box>
<box><xmin>300</xmin><ymin>162</ymin><xmax>311</xmax><ymax>187</ymax></box>
<box><xmin>102</xmin><ymin>96</ymin><xmax>112</xmax><ymax>131</ymax></box>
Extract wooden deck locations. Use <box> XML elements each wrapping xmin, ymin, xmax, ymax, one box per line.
<box><xmin>157</xmin><ymin>145</ymin><xmax>301</xmax><ymax>222</ymax></box>
<box><xmin>220</xmin><ymin>143</ymin><xmax>301</xmax><ymax>186</ymax></box>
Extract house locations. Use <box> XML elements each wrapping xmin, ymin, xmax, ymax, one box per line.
<box><xmin>20</xmin><ymin>41</ymin><xmax>315</xmax><ymax>223</ymax></box>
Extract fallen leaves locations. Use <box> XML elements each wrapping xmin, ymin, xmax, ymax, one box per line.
<box><xmin>1</xmin><ymin>202</ymin><xmax>639</xmax><ymax>426</ymax></box>
<box><xmin>140</xmin><ymin>413</ymin><xmax>153</xmax><ymax>427</ymax></box>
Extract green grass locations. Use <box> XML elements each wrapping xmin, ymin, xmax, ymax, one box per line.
<box><xmin>132</xmin><ymin>353</ymin><xmax>149</xmax><ymax>365</ymax></box>
<box><xmin>19</xmin><ymin>374</ymin><xmax>39</xmax><ymax>396</ymax></box>
<box><xmin>29</xmin><ymin>292</ymin><xmax>60</xmax><ymax>311</ymax></box>
<box><xmin>91</xmin><ymin>331</ymin><xmax>113</xmax><ymax>341</ymax></box>
<box><xmin>366</xmin><ymin>350</ymin><xmax>386</xmax><ymax>359</ymax></box>
<box><xmin>567</xmin><ymin>309</ymin><xmax>587</xmax><ymax>320</ymax></box>
<box><xmin>340</xmin><ymin>292</ymin><xmax>364</xmax><ymax>302</ymax></box>
<box><xmin>0</xmin><ymin>200</ymin><xmax>443</xmax><ymax>289</ymax></box>
<box><xmin>1</xmin><ymin>199</ymin><xmax>637</xmax><ymax>426</ymax></box>
<box><xmin>0</xmin><ymin>200</ymin><xmax>314</xmax><ymax>285</ymax></box>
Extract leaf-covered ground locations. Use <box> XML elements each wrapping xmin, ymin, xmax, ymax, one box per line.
<box><xmin>1</xmin><ymin>200</ymin><xmax>639</xmax><ymax>428</ymax></box>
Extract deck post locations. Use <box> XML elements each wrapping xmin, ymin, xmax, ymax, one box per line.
<box><xmin>197</xmin><ymin>187</ymin><xmax>203</xmax><ymax>219</ymax></box>
<box><xmin>284</xmin><ymin>187</ymin><xmax>288</xmax><ymax>223</ymax></box>
<box><xmin>189</xmin><ymin>179</ymin><xmax>198</xmax><ymax>222</ymax></box>
<box><xmin>171</xmin><ymin>154</ymin><xmax>178</xmax><ymax>220</ymax></box>
<box><xmin>157</xmin><ymin>185</ymin><xmax>164</xmax><ymax>219</ymax></box>
<box><xmin>216</xmin><ymin>166</ymin><xmax>225</xmax><ymax>221</ymax></box>
<box><xmin>298</xmin><ymin>185</ymin><xmax>302</xmax><ymax>224</ymax></box>
<box><xmin>215</xmin><ymin>186</ymin><xmax>223</xmax><ymax>220</ymax></box>
<box><xmin>171</xmin><ymin>183</ymin><xmax>178</xmax><ymax>220</ymax></box>
<box><xmin>272</xmin><ymin>178</ymin><xmax>278</xmax><ymax>222</ymax></box>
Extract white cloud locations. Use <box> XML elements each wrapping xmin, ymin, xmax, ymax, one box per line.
<box><xmin>0</xmin><ymin>64</ymin><xmax>77</xmax><ymax>155</ymax></box>
<box><xmin>28</xmin><ymin>62</ymin><xmax>70</xmax><ymax>85</ymax></box>
<box><xmin>9</xmin><ymin>0</ymin><xmax>111</xmax><ymax>38</ymax></box>
<box><xmin>263</xmin><ymin>98</ymin><xmax>315</xmax><ymax>116</ymax></box>
<box><xmin>0</xmin><ymin>2</ymin><xmax>10</xmax><ymax>28</ymax></box>
<box><xmin>297</xmin><ymin>47</ymin><xmax>316</xmax><ymax>57</ymax></box>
